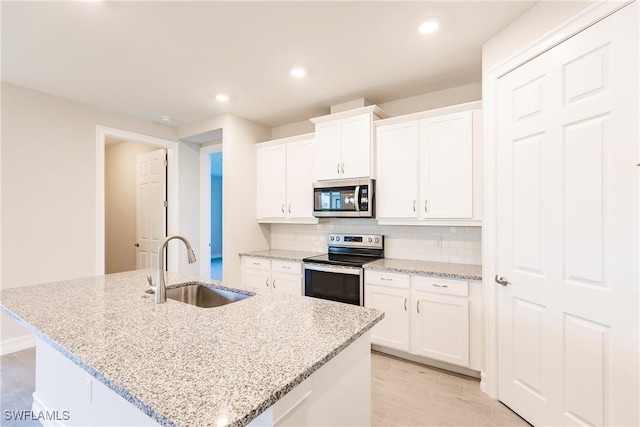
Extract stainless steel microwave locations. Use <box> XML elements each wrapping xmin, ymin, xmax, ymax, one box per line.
<box><xmin>312</xmin><ymin>178</ymin><xmax>374</xmax><ymax>218</ymax></box>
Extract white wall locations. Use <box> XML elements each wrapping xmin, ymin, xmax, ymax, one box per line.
<box><xmin>482</xmin><ymin>1</ymin><xmax>595</xmax><ymax>71</ymax></box>
<box><xmin>0</xmin><ymin>82</ymin><xmax>179</xmax><ymax>343</ymax></box>
<box><xmin>177</xmin><ymin>139</ymin><xmax>201</xmax><ymax>276</ymax></box>
<box><xmin>270</xmin><ymin>82</ymin><xmax>482</xmax><ymax>139</ymax></box>
<box><xmin>105</xmin><ymin>141</ymin><xmax>157</xmax><ymax>273</ymax></box>
<box><xmin>271</xmin><ymin>222</ymin><xmax>482</xmax><ymax>265</ymax></box>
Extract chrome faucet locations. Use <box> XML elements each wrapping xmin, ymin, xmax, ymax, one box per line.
<box><xmin>152</xmin><ymin>234</ymin><xmax>197</xmax><ymax>304</ymax></box>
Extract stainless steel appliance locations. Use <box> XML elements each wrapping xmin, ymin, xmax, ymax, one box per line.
<box><xmin>303</xmin><ymin>233</ymin><xmax>384</xmax><ymax>306</ymax></box>
<box><xmin>312</xmin><ymin>178</ymin><xmax>374</xmax><ymax>218</ymax></box>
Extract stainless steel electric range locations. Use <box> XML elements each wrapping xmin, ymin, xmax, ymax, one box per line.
<box><xmin>302</xmin><ymin>234</ymin><xmax>384</xmax><ymax>306</ymax></box>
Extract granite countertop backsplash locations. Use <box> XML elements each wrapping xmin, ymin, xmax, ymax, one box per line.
<box><xmin>0</xmin><ymin>270</ymin><xmax>382</xmax><ymax>427</ymax></box>
<box><xmin>364</xmin><ymin>258</ymin><xmax>482</xmax><ymax>281</ymax></box>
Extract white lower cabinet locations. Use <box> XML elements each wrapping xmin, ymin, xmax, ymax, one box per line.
<box><xmin>365</xmin><ymin>270</ymin><xmax>478</xmax><ymax>370</ymax></box>
<box><xmin>241</xmin><ymin>257</ymin><xmax>303</xmax><ymax>296</ymax></box>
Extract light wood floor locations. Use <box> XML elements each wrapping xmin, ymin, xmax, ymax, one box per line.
<box><xmin>1</xmin><ymin>347</ymin><xmax>529</xmax><ymax>427</ymax></box>
<box><xmin>372</xmin><ymin>351</ymin><xmax>530</xmax><ymax>426</ymax></box>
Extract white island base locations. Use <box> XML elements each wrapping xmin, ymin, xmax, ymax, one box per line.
<box><xmin>32</xmin><ymin>332</ymin><xmax>371</xmax><ymax>427</ymax></box>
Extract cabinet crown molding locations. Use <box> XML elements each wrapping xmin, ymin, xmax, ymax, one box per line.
<box><xmin>374</xmin><ymin>101</ymin><xmax>482</xmax><ymax>127</ymax></box>
<box><xmin>256</xmin><ymin>132</ymin><xmax>315</xmax><ymax>148</ymax></box>
<box><xmin>310</xmin><ymin>105</ymin><xmax>388</xmax><ymax>124</ymax></box>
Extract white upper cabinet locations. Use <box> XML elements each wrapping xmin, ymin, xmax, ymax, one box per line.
<box><xmin>375</xmin><ymin>102</ymin><xmax>483</xmax><ymax>224</ymax></box>
<box><xmin>376</xmin><ymin>121</ymin><xmax>419</xmax><ymax>218</ymax></box>
<box><xmin>256</xmin><ymin>134</ymin><xmax>316</xmax><ymax>223</ymax></box>
<box><xmin>257</xmin><ymin>144</ymin><xmax>287</xmax><ymax>218</ymax></box>
<box><xmin>311</xmin><ymin>106</ymin><xmax>387</xmax><ymax>181</ymax></box>
<box><xmin>420</xmin><ymin>111</ymin><xmax>473</xmax><ymax>218</ymax></box>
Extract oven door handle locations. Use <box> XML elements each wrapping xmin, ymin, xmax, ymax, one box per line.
<box><xmin>304</xmin><ymin>263</ymin><xmax>362</xmax><ymax>276</ymax></box>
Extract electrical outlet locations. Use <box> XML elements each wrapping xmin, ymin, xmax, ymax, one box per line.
<box><xmin>434</xmin><ymin>235</ymin><xmax>442</xmax><ymax>249</ymax></box>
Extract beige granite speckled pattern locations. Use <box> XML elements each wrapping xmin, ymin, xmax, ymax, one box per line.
<box><xmin>0</xmin><ymin>270</ymin><xmax>383</xmax><ymax>427</ymax></box>
<box><xmin>238</xmin><ymin>249</ymin><xmax>323</xmax><ymax>262</ymax></box>
<box><xmin>364</xmin><ymin>258</ymin><xmax>482</xmax><ymax>281</ymax></box>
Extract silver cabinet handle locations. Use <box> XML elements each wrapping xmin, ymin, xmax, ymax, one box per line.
<box><xmin>495</xmin><ymin>275</ymin><xmax>512</xmax><ymax>286</ymax></box>
<box><xmin>337</xmin><ymin>162</ymin><xmax>340</xmax><ymax>174</ymax></box>
<box><xmin>432</xmin><ymin>284</ymin><xmax>448</xmax><ymax>288</ymax></box>
<box><xmin>404</xmin><ymin>298</ymin><xmax>407</xmax><ymax>311</ymax></box>
<box><xmin>424</xmin><ymin>200</ymin><xmax>428</xmax><ymax>213</ymax></box>
<box><xmin>281</xmin><ymin>204</ymin><xmax>285</xmax><ymax>213</ymax></box>
<box><xmin>266</xmin><ymin>278</ymin><xmax>269</xmax><ymax>287</ymax></box>
<box><xmin>413</xmin><ymin>200</ymin><xmax>416</xmax><ymax>212</ymax></box>
<box><xmin>341</xmin><ymin>162</ymin><xmax>345</xmax><ymax>174</ymax></box>
<box><xmin>417</xmin><ymin>300</ymin><xmax>420</xmax><ymax>314</ymax></box>
<box><xmin>288</xmin><ymin>204</ymin><xmax>292</xmax><ymax>214</ymax></box>
<box><xmin>272</xmin><ymin>279</ymin><xmax>276</xmax><ymax>289</ymax></box>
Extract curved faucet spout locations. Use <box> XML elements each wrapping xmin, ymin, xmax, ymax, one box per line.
<box><xmin>155</xmin><ymin>234</ymin><xmax>197</xmax><ymax>304</ymax></box>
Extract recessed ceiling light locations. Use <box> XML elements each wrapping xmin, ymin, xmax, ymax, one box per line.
<box><xmin>160</xmin><ymin>115</ymin><xmax>172</xmax><ymax>123</ymax></box>
<box><xmin>290</xmin><ymin>68</ymin><xmax>306</xmax><ymax>78</ymax></box>
<box><xmin>215</xmin><ymin>94</ymin><xmax>229</xmax><ymax>102</ymax></box>
<box><xmin>419</xmin><ymin>20</ymin><xmax>439</xmax><ymax>35</ymax></box>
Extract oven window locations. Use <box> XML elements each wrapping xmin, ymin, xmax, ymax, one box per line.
<box><xmin>304</xmin><ymin>268</ymin><xmax>361</xmax><ymax>306</ymax></box>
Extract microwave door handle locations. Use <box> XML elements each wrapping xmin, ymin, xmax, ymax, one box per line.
<box><xmin>354</xmin><ymin>186</ymin><xmax>360</xmax><ymax>211</ymax></box>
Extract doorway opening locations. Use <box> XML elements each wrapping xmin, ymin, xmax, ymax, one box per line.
<box><xmin>209</xmin><ymin>152</ymin><xmax>223</xmax><ymax>280</ymax></box>
<box><xmin>95</xmin><ymin>126</ymin><xmax>179</xmax><ymax>275</ymax></box>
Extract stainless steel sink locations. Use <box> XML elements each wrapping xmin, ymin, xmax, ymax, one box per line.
<box><xmin>165</xmin><ymin>284</ymin><xmax>251</xmax><ymax>308</ymax></box>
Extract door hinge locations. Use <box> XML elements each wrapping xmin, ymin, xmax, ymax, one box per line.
<box><xmin>164</xmin><ymin>200</ymin><xmax>168</xmax><ymax>207</ymax></box>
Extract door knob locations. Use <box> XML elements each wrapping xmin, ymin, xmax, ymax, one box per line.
<box><xmin>495</xmin><ymin>275</ymin><xmax>512</xmax><ymax>286</ymax></box>
<box><xmin>134</xmin><ymin>243</ymin><xmax>140</xmax><ymax>247</ymax></box>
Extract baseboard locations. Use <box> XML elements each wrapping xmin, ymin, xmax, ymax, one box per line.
<box><xmin>32</xmin><ymin>393</ymin><xmax>68</xmax><ymax>427</ymax></box>
<box><xmin>1</xmin><ymin>334</ymin><xmax>36</xmax><ymax>355</ymax></box>
<box><xmin>371</xmin><ymin>344</ymin><xmax>481</xmax><ymax>379</ymax></box>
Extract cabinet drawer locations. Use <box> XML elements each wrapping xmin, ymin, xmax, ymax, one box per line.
<box><xmin>242</xmin><ymin>257</ymin><xmax>270</xmax><ymax>271</ymax></box>
<box><xmin>411</xmin><ymin>276</ymin><xmax>468</xmax><ymax>297</ymax></box>
<box><xmin>272</xmin><ymin>260</ymin><xmax>301</xmax><ymax>275</ymax></box>
<box><xmin>365</xmin><ymin>270</ymin><xmax>410</xmax><ymax>289</ymax></box>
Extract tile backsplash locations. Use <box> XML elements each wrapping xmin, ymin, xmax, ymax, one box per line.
<box><xmin>270</xmin><ymin>220</ymin><xmax>482</xmax><ymax>265</ymax></box>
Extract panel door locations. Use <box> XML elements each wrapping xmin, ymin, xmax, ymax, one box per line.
<box><xmin>341</xmin><ymin>113</ymin><xmax>372</xmax><ymax>179</ymax></box>
<box><xmin>242</xmin><ymin>268</ymin><xmax>271</xmax><ymax>291</ymax></box>
<box><xmin>286</xmin><ymin>139</ymin><xmax>315</xmax><ymax>219</ymax></box>
<box><xmin>364</xmin><ymin>284</ymin><xmax>410</xmax><ymax>351</ymax></box>
<box><xmin>271</xmin><ymin>272</ymin><xmax>302</xmax><ymax>296</ymax></box>
<box><xmin>315</xmin><ymin>120</ymin><xmax>342</xmax><ymax>180</ymax></box>
<box><xmin>419</xmin><ymin>111</ymin><xmax>473</xmax><ymax>218</ymax></box>
<box><xmin>136</xmin><ymin>149</ymin><xmax>167</xmax><ymax>270</ymax></box>
<box><xmin>496</xmin><ymin>4</ymin><xmax>638</xmax><ymax>426</ymax></box>
<box><xmin>257</xmin><ymin>145</ymin><xmax>287</xmax><ymax>219</ymax></box>
<box><xmin>411</xmin><ymin>290</ymin><xmax>469</xmax><ymax>367</ymax></box>
<box><xmin>375</xmin><ymin>122</ymin><xmax>419</xmax><ymax>219</ymax></box>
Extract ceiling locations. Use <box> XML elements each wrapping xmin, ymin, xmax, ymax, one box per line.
<box><xmin>2</xmin><ymin>1</ymin><xmax>537</xmax><ymax>129</ymax></box>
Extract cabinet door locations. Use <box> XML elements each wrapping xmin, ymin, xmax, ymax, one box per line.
<box><xmin>376</xmin><ymin>122</ymin><xmax>419</xmax><ymax>219</ymax></box>
<box><xmin>341</xmin><ymin>113</ymin><xmax>371</xmax><ymax>179</ymax></box>
<box><xmin>315</xmin><ymin>120</ymin><xmax>342</xmax><ymax>180</ymax></box>
<box><xmin>286</xmin><ymin>139</ymin><xmax>315</xmax><ymax>218</ymax></box>
<box><xmin>411</xmin><ymin>290</ymin><xmax>469</xmax><ymax>367</ymax></box>
<box><xmin>242</xmin><ymin>268</ymin><xmax>271</xmax><ymax>290</ymax></box>
<box><xmin>271</xmin><ymin>272</ymin><xmax>302</xmax><ymax>296</ymax></box>
<box><xmin>419</xmin><ymin>111</ymin><xmax>473</xmax><ymax>218</ymax></box>
<box><xmin>365</xmin><ymin>284</ymin><xmax>410</xmax><ymax>351</ymax></box>
<box><xmin>257</xmin><ymin>145</ymin><xmax>287</xmax><ymax>218</ymax></box>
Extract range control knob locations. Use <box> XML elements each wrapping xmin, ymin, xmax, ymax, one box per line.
<box><xmin>368</xmin><ymin>237</ymin><xmax>373</xmax><ymax>243</ymax></box>
<box><xmin>375</xmin><ymin>238</ymin><xmax>380</xmax><ymax>243</ymax></box>
<box><xmin>330</xmin><ymin>236</ymin><xmax>335</xmax><ymax>241</ymax></box>
<box><xmin>336</xmin><ymin>236</ymin><xmax>341</xmax><ymax>241</ymax></box>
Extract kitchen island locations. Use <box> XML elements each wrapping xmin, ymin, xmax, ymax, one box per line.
<box><xmin>0</xmin><ymin>270</ymin><xmax>383</xmax><ymax>427</ymax></box>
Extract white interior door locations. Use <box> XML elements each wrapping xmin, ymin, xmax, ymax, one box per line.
<box><xmin>496</xmin><ymin>3</ymin><xmax>638</xmax><ymax>426</ymax></box>
<box><xmin>136</xmin><ymin>149</ymin><xmax>167</xmax><ymax>269</ymax></box>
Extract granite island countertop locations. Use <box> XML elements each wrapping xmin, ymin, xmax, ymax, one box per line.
<box><xmin>238</xmin><ymin>249</ymin><xmax>323</xmax><ymax>262</ymax></box>
<box><xmin>364</xmin><ymin>258</ymin><xmax>482</xmax><ymax>281</ymax></box>
<box><xmin>0</xmin><ymin>270</ymin><xmax>383</xmax><ymax>427</ymax></box>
